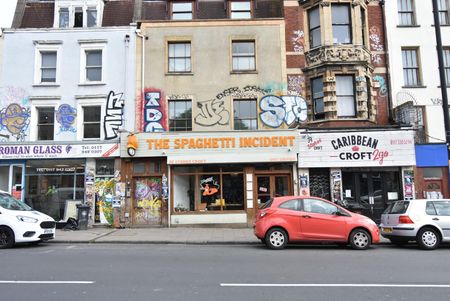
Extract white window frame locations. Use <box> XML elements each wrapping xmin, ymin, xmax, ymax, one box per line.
<box><xmin>171</xmin><ymin>2</ymin><xmax>193</xmax><ymax>20</ymax></box>
<box><xmin>231</xmin><ymin>39</ymin><xmax>256</xmax><ymax>72</ymax></box>
<box><xmin>34</xmin><ymin>44</ymin><xmax>62</xmax><ymax>86</ymax></box>
<box><xmin>30</xmin><ymin>101</ymin><xmax>58</xmax><ymax>141</ymax></box>
<box><xmin>53</xmin><ymin>1</ymin><xmax>103</xmax><ymax>28</ymax></box>
<box><xmin>79</xmin><ymin>43</ymin><xmax>106</xmax><ymax>85</ymax></box>
<box><xmin>336</xmin><ymin>75</ymin><xmax>356</xmax><ymax>118</ymax></box>
<box><xmin>77</xmin><ymin>99</ymin><xmax>105</xmax><ymax>141</ymax></box>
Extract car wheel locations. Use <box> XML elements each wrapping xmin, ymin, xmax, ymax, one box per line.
<box><xmin>349</xmin><ymin>229</ymin><xmax>371</xmax><ymax>250</ymax></box>
<box><xmin>265</xmin><ymin>228</ymin><xmax>288</xmax><ymax>250</ymax></box>
<box><xmin>417</xmin><ymin>227</ymin><xmax>440</xmax><ymax>250</ymax></box>
<box><xmin>0</xmin><ymin>226</ymin><xmax>15</xmax><ymax>249</ymax></box>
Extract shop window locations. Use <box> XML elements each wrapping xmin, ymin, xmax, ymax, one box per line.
<box><xmin>230</xmin><ymin>1</ymin><xmax>251</xmax><ymax>19</ymax></box>
<box><xmin>200</xmin><ymin>174</ymin><xmax>221</xmax><ymax>206</ymax></box>
<box><xmin>398</xmin><ymin>0</ymin><xmax>416</xmax><ymax>26</ymax></box>
<box><xmin>233</xmin><ymin>99</ymin><xmax>257</xmax><ymax>130</ymax></box>
<box><xmin>232</xmin><ymin>40</ymin><xmax>255</xmax><ymax>71</ymax></box>
<box><xmin>169</xmin><ymin>100</ymin><xmax>192</xmax><ymax>131</ymax></box>
<box><xmin>173</xmin><ymin>175</ymin><xmax>196</xmax><ymax>211</ymax></box>
<box><xmin>402</xmin><ymin>48</ymin><xmax>421</xmax><ymax>87</ymax></box>
<box><xmin>37</xmin><ymin>107</ymin><xmax>55</xmax><ymax>141</ymax></box>
<box><xmin>308</xmin><ymin>6</ymin><xmax>321</xmax><ymax>48</ymax></box>
<box><xmin>222</xmin><ymin>174</ymin><xmax>244</xmax><ymax>210</ymax></box>
<box><xmin>168</xmin><ymin>42</ymin><xmax>191</xmax><ymax>73</ymax></box>
<box><xmin>311</xmin><ymin>77</ymin><xmax>324</xmax><ymax>120</ymax></box>
<box><xmin>423</xmin><ymin>168</ymin><xmax>443</xmax><ymax>179</ymax></box>
<box><xmin>133</xmin><ymin>162</ymin><xmax>146</xmax><ymax>174</ymax></box>
<box><xmin>332</xmin><ymin>4</ymin><xmax>351</xmax><ymax>44</ymax></box>
<box><xmin>83</xmin><ymin>106</ymin><xmax>101</xmax><ymax>139</ymax></box>
<box><xmin>336</xmin><ymin>75</ymin><xmax>356</xmax><ymax>117</ymax></box>
<box><xmin>96</xmin><ymin>159</ymin><xmax>115</xmax><ymax>176</ymax></box>
<box><xmin>171</xmin><ymin>2</ymin><xmax>193</xmax><ymax>20</ymax></box>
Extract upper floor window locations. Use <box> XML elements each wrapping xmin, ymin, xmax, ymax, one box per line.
<box><xmin>402</xmin><ymin>48</ymin><xmax>421</xmax><ymax>86</ymax></box>
<box><xmin>82</xmin><ymin>106</ymin><xmax>101</xmax><ymax>139</ymax></box>
<box><xmin>169</xmin><ymin>100</ymin><xmax>192</xmax><ymax>131</ymax></box>
<box><xmin>308</xmin><ymin>7</ymin><xmax>321</xmax><ymax>48</ymax></box>
<box><xmin>332</xmin><ymin>4</ymin><xmax>351</xmax><ymax>44</ymax></box>
<box><xmin>40</xmin><ymin>51</ymin><xmax>57</xmax><ymax>83</ymax></box>
<box><xmin>230</xmin><ymin>1</ymin><xmax>251</xmax><ymax>19</ymax></box>
<box><xmin>311</xmin><ymin>77</ymin><xmax>324</xmax><ymax>120</ymax></box>
<box><xmin>85</xmin><ymin>50</ymin><xmax>102</xmax><ymax>82</ymax></box>
<box><xmin>438</xmin><ymin>0</ymin><xmax>450</xmax><ymax>25</ymax></box>
<box><xmin>37</xmin><ymin>107</ymin><xmax>55</xmax><ymax>141</ymax></box>
<box><xmin>444</xmin><ymin>48</ymin><xmax>450</xmax><ymax>86</ymax></box>
<box><xmin>55</xmin><ymin>2</ymin><xmax>100</xmax><ymax>28</ymax></box>
<box><xmin>168</xmin><ymin>42</ymin><xmax>191</xmax><ymax>73</ymax></box>
<box><xmin>398</xmin><ymin>0</ymin><xmax>415</xmax><ymax>26</ymax></box>
<box><xmin>233</xmin><ymin>99</ymin><xmax>257</xmax><ymax>130</ymax></box>
<box><xmin>172</xmin><ymin>2</ymin><xmax>193</xmax><ymax>20</ymax></box>
<box><xmin>336</xmin><ymin>75</ymin><xmax>356</xmax><ymax>118</ymax></box>
<box><xmin>232</xmin><ymin>41</ymin><xmax>255</xmax><ymax>71</ymax></box>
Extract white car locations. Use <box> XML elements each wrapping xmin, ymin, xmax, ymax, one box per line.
<box><xmin>0</xmin><ymin>190</ymin><xmax>56</xmax><ymax>249</ymax></box>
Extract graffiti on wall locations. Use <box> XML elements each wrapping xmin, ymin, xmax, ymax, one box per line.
<box><xmin>0</xmin><ymin>103</ymin><xmax>31</xmax><ymax>141</ymax></box>
<box><xmin>143</xmin><ymin>89</ymin><xmax>167</xmax><ymax>132</ymax></box>
<box><xmin>195</xmin><ymin>98</ymin><xmax>230</xmax><ymax>126</ymax></box>
<box><xmin>291</xmin><ymin>30</ymin><xmax>305</xmax><ymax>54</ymax></box>
<box><xmin>56</xmin><ymin>104</ymin><xmax>77</xmax><ymax>133</ymax></box>
<box><xmin>369</xmin><ymin>26</ymin><xmax>384</xmax><ymax>65</ymax></box>
<box><xmin>104</xmin><ymin>91</ymin><xmax>124</xmax><ymax>140</ymax></box>
<box><xmin>373</xmin><ymin>75</ymin><xmax>388</xmax><ymax>98</ymax></box>
<box><xmin>287</xmin><ymin>75</ymin><xmax>305</xmax><ymax>96</ymax></box>
<box><xmin>93</xmin><ymin>178</ymin><xmax>116</xmax><ymax>225</ymax></box>
<box><xmin>134</xmin><ymin>177</ymin><xmax>162</xmax><ymax>224</ymax></box>
<box><xmin>259</xmin><ymin>95</ymin><xmax>308</xmax><ymax>128</ymax></box>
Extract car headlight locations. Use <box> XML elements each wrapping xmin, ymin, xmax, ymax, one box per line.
<box><xmin>16</xmin><ymin>215</ymin><xmax>38</xmax><ymax>223</ymax></box>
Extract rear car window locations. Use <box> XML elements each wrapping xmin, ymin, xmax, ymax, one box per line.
<box><xmin>386</xmin><ymin>201</ymin><xmax>409</xmax><ymax>214</ymax></box>
<box><xmin>260</xmin><ymin>199</ymin><xmax>273</xmax><ymax>209</ymax></box>
<box><xmin>278</xmin><ymin>199</ymin><xmax>299</xmax><ymax>211</ymax></box>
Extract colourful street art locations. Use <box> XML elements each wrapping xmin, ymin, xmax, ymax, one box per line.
<box><xmin>291</xmin><ymin>30</ymin><xmax>305</xmax><ymax>54</ymax></box>
<box><xmin>369</xmin><ymin>26</ymin><xmax>384</xmax><ymax>65</ymax></box>
<box><xmin>0</xmin><ymin>103</ymin><xmax>31</xmax><ymax>141</ymax></box>
<box><xmin>56</xmin><ymin>104</ymin><xmax>77</xmax><ymax>133</ymax></box>
<box><xmin>104</xmin><ymin>91</ymin><xmax>124</xmax><ymax>140</ymax></box>
<box><xmin>259</xmin><ymin>95</ymin><xmax>308</xmax><ymax>127</ymax></box>
<box><xmin>134</xmin><ymin>177</ymin><xmax>162</xmax><ymax>225</ymax></box>
<box><xmin>93</xmin><ymin>178</ymin><xmax>116</xmax><ymax>225</ymax></box>
<box><xmin>287</xmin><ymin>75</ymin><xmax>305</xmax><ymax>96</ymax></box>
<box><xmin>373</xmin><ymin>75</ymin><xmax>388</xmax><ymax>98</ymax></box>
<box><xmin>143</xmin><ymin>89</ymin><xmax>167</xmax><ymax>132</ymax></box>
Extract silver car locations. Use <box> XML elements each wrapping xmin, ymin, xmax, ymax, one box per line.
<box><xmin>380</xmin><ymin>199</ymin><xmax>450</xmax><ymax>250</ymax></box>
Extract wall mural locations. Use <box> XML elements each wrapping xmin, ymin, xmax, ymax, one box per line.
<box><xmin>259</xmin><ymin>95</ymin><xmax>308</xmax><ymax>128</ymax></box>
<box><xmin>369</xmin><ymin>26</ymin><xmax>384</xmax><ymax>65</ymax></box>
<box><xmin>0</xmin><ymin>86</ymin><xmax>30</xmax><ymax>141</ymax></box>
<box><xmin>143</xmin><ymin>89</ymin><xmax>167</xmax><ymax>132</ymax></box>
<box><xmin>373</xmin><ymin>75</ymin><xmax>388</xmax><ymax>98</ymax></box>
<box><xmin>291</xmin><ymin>30</ymin><xmax>305</xmax><ymax>54</ymax></box>
<box><xmin>134</xmin><ymin>177</ymin><xmax>162</xmax><ymax>225</ymax></box>
<box><xmin>104</xmin><ymin>91</ymin><xmax>124</xmax><ymax>140</ymax></box>
<box><xmin>56</xmin><ymin>104</ymin><xmax>77</xmax><ymax>134</ymax></box>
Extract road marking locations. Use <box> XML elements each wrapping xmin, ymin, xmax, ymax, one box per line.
<box><xmin>0</xmin><ymin>281</ymin><xmax>94</xmax><ymax>284</ymax></box>
<box><xmin>220</xmin><ymin>283</ymin><xmax>450</xmax><ymax>288</ymax></box>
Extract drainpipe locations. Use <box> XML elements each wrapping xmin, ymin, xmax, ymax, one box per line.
<box><xmin>135</xmin><ymin>27</ymin><xmax>145</xmax><ymax>132</ymax></box>
<box><xmin>379</xmin><ymin>0</ymin><xmax>394</xmax><ymax>123</ymax></box>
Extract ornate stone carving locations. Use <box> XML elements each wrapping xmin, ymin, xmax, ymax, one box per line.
<box><xmin>305</xmin><ymin>45</ymin><xmax>371</xmax><ymax>67</ymax></box>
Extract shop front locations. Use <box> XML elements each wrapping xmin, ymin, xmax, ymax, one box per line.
<box><xmin>298</xmin><ymin>128</ymin><xmax>416</xmax><ymax>223</ymax></box>
<box><xmin>0</xmin><ymin>143</ymin><xmax>120</xmax><ymax>223</ymax></box>
<box><xmin>120</xmin><ymin>130</ymin><xmax>299</xmax><ymax>227</ymax></box>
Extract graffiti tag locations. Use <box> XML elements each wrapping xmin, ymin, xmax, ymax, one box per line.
<box><xmin>291</xmin><ymin>30</ymin><xmax>304</xmax><ymax>54</ymax></box>
<box><xmin>0</xmin><ymin>103</ymin><xmax>31</xmax><ymax>141</ymax></box>
<box><xmin>195</xmin><ymin>99</ymin><xmax>230</xmax><ymax>126</ymax></box>
<box><xmin>104</xmin><ymin>91</ymin><xmax>124</xmax><ymax>140</ymax></box>
<box><xmin>144</xmin><ymin>90</ymin><xmax>167</xmax><ymax>132</ymax></box>
<box><xmin>259</xmin><ymin>95</ymin><xmax>308</xmax><ymax>127</ymax></box>
<box><xmin>373</xmin><ymin>75</ymin><xmax>387</xmax><ymax>98</ymax></box>
<box><xmin>56</xmin><ymin>104</ymin><xmax>77</xmax><ymax>133</ymax></box>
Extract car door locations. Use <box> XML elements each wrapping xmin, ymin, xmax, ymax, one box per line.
<box><xmin>299</xmin><ymin>198</ymin><xmax>348</xmax><ymax>241</ymax></box>
<box><xmin>277</xmin><ymin>199</ymin><xmax>302</xmax><ymax>240</ymax></box>
<box><xmin>431</xmin><ymin>201</ymin><xmax>450</xmax><ymax>240</ymax></box>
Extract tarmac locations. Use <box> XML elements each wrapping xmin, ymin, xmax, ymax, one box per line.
<box><xmin>51</xmin><ymin>227</ymin><xmax>390</xmax><ymax>245</ymax></box>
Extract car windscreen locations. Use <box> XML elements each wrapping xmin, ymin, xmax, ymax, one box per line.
<box><xmin>385</xmin><ymin>201</ymin><xmax>409</xmax><ymax>214</ymax></box>
<box><xmin>0</xmin><ymin>193</ymin><xmax>33</xmax><ymax>211</ymax></box>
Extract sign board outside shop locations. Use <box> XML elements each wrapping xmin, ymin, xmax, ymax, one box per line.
<box><xmin>0</xmin><ymin>143</ymin><xmax>120</xmax><ymax>160</ymax></box>
<box><xmin>120</xmin><ymin>131</ymin><xmax>299</xmax><ymax>164</ymax></box>
<box><xmin>298</xmin><ymin>130</ymin><xmax>416</xmax><ymax>168</ymax></box>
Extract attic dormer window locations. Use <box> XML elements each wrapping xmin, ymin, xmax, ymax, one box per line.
<box><xmin>56</xmin><ymin>2</ymin><xmax>100</xmax><ymax>28</ymax></box>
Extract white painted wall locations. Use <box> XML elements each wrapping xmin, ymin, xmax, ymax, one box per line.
<box><xmin>384</xmin><ymin>1</ymin><xmax>450</xmax><ymax>143</ymax></box>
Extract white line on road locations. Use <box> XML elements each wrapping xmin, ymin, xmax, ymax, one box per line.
<box><xmin>220</xmin><ymin>283</ymin><xmax>450</xmax><ymax>288</ymax></box>
<box><xmin>0</xmin><ymin>281</ymin><xmax>94</xmax><ymax>284</ymax></box>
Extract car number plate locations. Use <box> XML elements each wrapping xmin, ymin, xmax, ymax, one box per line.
<box><xmin>44</xmin><ymin>229</ymin><xmax>54</xmax><ymax>234</ymax></box>
<box><xmin>382</xmin><ymin>227</ymin><xmax>392</xmax><ymax>233</ymax></box>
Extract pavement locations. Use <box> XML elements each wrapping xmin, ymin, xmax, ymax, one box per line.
<box><xmin>51</xmin><ymin>227</ymin><xmax>391</xmax><ymax>245</ymax></box>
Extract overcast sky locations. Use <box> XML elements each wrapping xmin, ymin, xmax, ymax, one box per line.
<box><xmin>0</xmin><ymin>0</ymin><xmax>18</xmax><ymax>29</ymax></box>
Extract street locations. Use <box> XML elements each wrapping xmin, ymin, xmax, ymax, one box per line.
<box><xmin>2</xmin><ymin>243</ymin><xmax>450</xmax><ymax>301</ymax></box>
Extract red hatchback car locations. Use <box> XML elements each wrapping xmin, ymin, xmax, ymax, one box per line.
<box><xmin>254</xmin><ymin>196</ymin><xmax>380</xmax><ymax>250</ymax></box>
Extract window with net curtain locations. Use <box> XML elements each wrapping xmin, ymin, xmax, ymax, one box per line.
<box><xmin>168</xmin><ymin>42</ymin><xmax>191</xmax><ymax>72</ymax></box>
<box><xmin>232</xmin><ymin>41</ymin><xmax>255</xmax><ymax>71</ymax></box>
<box><xmin>332</xmin><ymin>4</ymin><xmax>351</xmax><ymax>44</ymax></box>
<box><xmin>397</xmin><ymin>0</ymin><xmax>415</xmax><ymax>26</ymax></box>
<box><xmin>85</xmin><ymin>50</ymin><xmax>102</xmax><ymax>81</ymax></box>
<box><xmin>336</xmin><ymin>75</ymin><xmax>355</xmax><ymax>117</ymax></box>
<box><xmin>40</xmin><ymin>51</ymin><xmax>57</xmax><ymax>83</ymax></box>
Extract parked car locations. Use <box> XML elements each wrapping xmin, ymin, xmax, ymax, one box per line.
<box><xmin>254</xmin><ymin>196</ymin><xmax>380</xmax><ymax>250</ymax></box>
<box><xmin>380</xmin><ymin>199</ymin><xmax>450</xmax><ymax>250</ymax></box>
<box><xmin>0</xmin><ymin>190</ymin><xmax>56</xmax><ymax>249</ymax></box>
